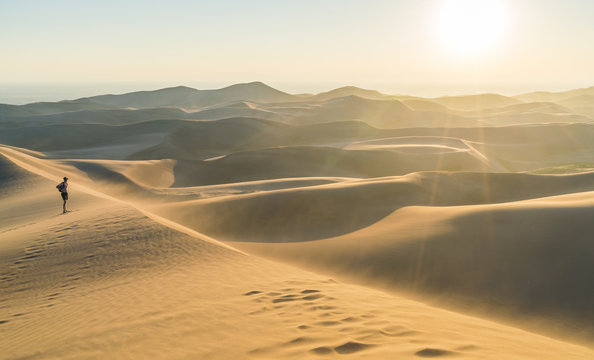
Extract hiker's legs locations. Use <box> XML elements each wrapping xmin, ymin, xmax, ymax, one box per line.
<box><xmin>61</xmin><ymin>192</ymin><xmax>68</xmax><ymax>213</ymax></box>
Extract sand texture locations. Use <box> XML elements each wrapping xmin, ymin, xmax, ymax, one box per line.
<box><xmin>2</xmin><ymin>83</ymin><xmax>594</xmax><ymax>359</ymax></box>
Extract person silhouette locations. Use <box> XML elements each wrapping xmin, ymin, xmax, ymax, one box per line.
<box><xmin>56</xmin><ymin>177</ymin><xmax>69</xmax><ymax>213</ymax></box>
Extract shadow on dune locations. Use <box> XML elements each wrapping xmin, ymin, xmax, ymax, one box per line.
<box><xmin>65</xmin><ymin>161</ymin><xmax>169</xmax><ymax>202</ymax></box>
<box><xmin>0</xmin><ymin>152</ymin><xmax>42</xmax><ymax>197</ymax></box>
<box><xmin>154</xmin><ymin>179</ymin><xmax>426</xmax><ymax>243</ymax></box>
<box><xmin>171</xmin><ymin>146</ymin><xmax>486</xmax><ymax>187</ymax></box>
<box><xmin>226</xmin><ymin>189</ymin><xmax>594</xmax><ymax>344</ymax></box>
<box><xmin>259</xmin><ymin>202</ymin><xmax>594</xmax><ymax>343</ymax></box>
<box><xmin>156</xmin><ymin>171</ymin><xmax>594</xmax><ymax>243</ymax></box>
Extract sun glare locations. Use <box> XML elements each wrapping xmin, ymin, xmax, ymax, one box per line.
<box><xmin>435</xmin><ymin>0</ymin><xmax>509</xmax><ymax>58</ymax></box>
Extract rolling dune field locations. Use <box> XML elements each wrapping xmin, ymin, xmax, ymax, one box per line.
<box><xmin>2</xmin><ymin>83</ymin><xmax>594</xmax><ymax>359</ymax></box>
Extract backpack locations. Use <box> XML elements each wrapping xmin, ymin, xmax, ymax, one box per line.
<box><xmin>57</xmin><ymin>183</ymin><xmax>65</xmax><ymax>192</ymax></box>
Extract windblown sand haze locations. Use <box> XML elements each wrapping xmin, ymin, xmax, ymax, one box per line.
<box><xmin>2</xmin><ymin>82</ymin><xmax>594</xmax><ymax>359</ymax></box>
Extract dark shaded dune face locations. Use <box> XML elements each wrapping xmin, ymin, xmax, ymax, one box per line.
<box><xmin>423</xmin><ymin>205</ymin><xmax>594</xmax><ymax>312</ymax></box>
<box><xmin>350</xmin><ymin>203</ymin><xmax>594</xmax><ymax>337</ymax></box>
<box><xmin>156</xmin><ymin>178</ymin><xmax>428</xmax><ymax>243</ymax></box>
<box><xmin>131</xmin><ymin>119</ymin><xmax>388</xmax><ymax>161</ymax></box>
<box><xmin>162</xmin><ymin>171</ymin><xmax>594</xmax><ymax>244</ymax></box>
<box><xmin>71</xmin><ymin>82</ymin><xmax>297</xmax><ymax>109</ymax></box>
<box><xmin>64</xmin><ymin>161</ymin><xmax>158</xmax><ymax>200</ymax></box>
<box><xmin>171</xmin><ymin>146</ymin><xmax>487</xmax><ymax>187</ymax></box>
<box><xmin>0</xmin><ymin>103</ymin><xmax>36</xmax><ymax>117</ymax></box>
<box><xmin>230</xmin><ymin>192</ymin><xmax>594</xmax><ymax>341</ymax></box>
<box><xmin>0</xmin><ymin>152</ymin><xmax>42</xmax><ymax>197</ymax></box>
<box><xmin>0</xmin><ymin>153</ymin><xmax>30</xmax><ymax>183</ymax></box>
<box><xmin>167</xmin><ymin>117</ymin><xmax>290</xmax><ymax>152</ymax></box>
<box><xmin>80</xmin><ymin>86</ymin><xmax>202</xmax><ymax>108</ymax></box>
<box><xmin>129</xmin><ymin>117</ymin><xmax>292</xmax><ymax>160</ymax></box>
<box><xmin>0</xmin><ymin>101</ymin><xmax>114</xmax><ymax>117</ymax></box>
<box><xmin>0</xmin><ymin>120</ymin><xmax>194</xmax><ymax>159</ymax></box>
<box><xmin>4</xmin><ymin>108</ymin><xmax>190</xmax><ymax>126</ymax></box>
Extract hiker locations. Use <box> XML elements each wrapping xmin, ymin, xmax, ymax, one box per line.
<box><xmin>56</xmin><ymin>177</ymin><xmax>69</xmax><ymax>213</ymax></box>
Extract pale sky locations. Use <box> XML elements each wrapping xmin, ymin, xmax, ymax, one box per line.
<box><xmin>1</xmin><ymin>0</ymin><xmax>594</xmax><ymax>102</ymax></box>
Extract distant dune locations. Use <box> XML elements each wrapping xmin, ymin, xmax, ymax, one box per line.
<box><xmin>515</xmin><ymin>86</ymin><xmax>594</xmax><ymax>103</ymax></box>
<box><xmin>0</xmin><ymin>101</ymin><xmax>114</xmax><ymax>117</ymax></box>
<box><xmin>150</xmin><ymin>171</ymin><xmax>594</xmax><ymax>242</ymax></box>
<box><xmin>70</xmin><ymin>82</ymin><xmax>297</xmax><ymax>109</ymax></box>
<box><xmin>2</xmin><ymin>83</ymin><xmax>594</xmax><ymax>358</ymax></box>
<box><xmin>309</xmin><ymin>86</ymin><xmax>392</xmax><ymax>102</ymax></box>
<box><xmin>291</xmin><ymin>95</ymin><xmax>478</xmax><ymax>128</ymax></box>
<box><xmin>430</xmin><ymin>93</ymin><xmax>522</xmax><ymax>111</ymax></box>
<box><xmin>171</xmin><ymin>145</ymin><xmax>487</xmax><ymax>186</ymax></box>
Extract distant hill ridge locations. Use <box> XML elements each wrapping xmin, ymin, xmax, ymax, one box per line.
<box><xmin>1</xmin><ymin>82</ymin><xmax>593</xmax><ymax>119</ymax></box>
<box><xmin>69</xmin><ymin>82</ymin><xmax>295</xmax><ymax>109</ymax></box>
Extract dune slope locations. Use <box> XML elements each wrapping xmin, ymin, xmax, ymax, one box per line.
<box><xmin>2</xmin><ymin>149</ymin><xmax>594</xmax><ymax>359</ymax></box>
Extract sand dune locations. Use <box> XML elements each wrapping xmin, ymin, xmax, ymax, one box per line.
<box><xmin>400</xmin><ymin>99</ymin><xmax>592</xmax><ymax>126</ymax></box>
<box><xmin>429</xmin><ymin>94</ymin><xmax>522</xmax><ymax>111</ymax></box>
<box><xmin>557</xmin><ymin>94</ymin><xmax>594</xmax><ymax>108</ymax></box>
<box><xmin>515</xmin><ymin>87</ymin><xmax>594</xmax><ymax>119</ymax></box>
<box><xmin>484</xmin><ymin>101</ymin><xmax>572</xmax><ymax>114</ymax></box>
<box><xmin>0</xmin><ymin>120</ymin><xmax>198</xmax><ymax>159</ymax></box>
<box><xmin>186</xmin><ymin>105</ymin><xmax>281</xmax><ymax>121</ymax></box>
<box><xmin>291</xmin><ymin>95</ymin><xmax>478</xmax><ymax>128</ymax></box>
<box><xmin>402</xmin><ymin>99</ymin><xmax>453</xmax><ymax>113</ymax></box>
<box><xmin>479</xmin><ymin>112</ymin><xmax>591</xmax><ymax>126</ymax></box>
<box><xmin>170</xmin><ymin>145</ymin><xmax>489</xmax><ymax>186</ymax></box>
<box><xmin>231</xmin><ymin>191</ymin><xmax>594</xmax><ymax>343</ymax></box>
<box><xmin>129</xmin><ymin>117</ymin><xmax>293</xmax><ymax>160</ymax></box>
<box><xmin>146</xmin><ymin>168</ymin><xmax>594</xmax><ymax>342</ymax></box>
<box><xmin>309</xmin><ymin>86</ymin><xmax>393</xmax><ymax>102</ymax></box>
<box><xmin>0</xmin><ymin>101</ymin><xmax>115</xmax><ymax>117</ymax></box>
<box><xmin>2</xmin><ymin>107</ymin><xmax>191</xmax><ymax>126</ymax></box>
<box><xmin>1</xmin><ymin>104</ymin><xmax>281</xmax><ymax>127</ymax></box>
<box><xmin>149</xmin><ymin>170</ymin><xmax>594</xmax><ymax>242</ymax></box>
<box><xmin>2</xmin><ymin>83</ymin><xmax>594</xmax><ymax>358</ymax></box>
<box><xmin>555</xmin><ymin>96</ymin><xmax>594</xmax><ymax>119</ymax></box>
<box><xmin>3</xmin><ymin>118</ymin><xmax>448</xmax><ymax>180</ymax></box>
<box><xmin>129</xmin><ymin>118</ymin><xmax>400</xmax><ymax>161</ymax></box>
<box><xmin>4</xmin><ymin>150</ymin><xmax>593</xmax><ymax>359</ymax></box>
<box><xmin>69</xmin><ymin>82</ymin><xmax>297</xmax><ymax>110</ymax></box>
<box><xmin>515</xmin><ymin>86</ymin><xmax>594</xmax><ymax>103</ymax></box>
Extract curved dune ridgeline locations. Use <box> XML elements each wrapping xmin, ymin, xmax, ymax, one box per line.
<box><xmin>2</xmin><ymin>83</ymin><xmax>594</xmax><ymax>357</ymax></box>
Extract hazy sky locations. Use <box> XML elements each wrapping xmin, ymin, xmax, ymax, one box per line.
<box><xmin>1</xmin><ymin>0</ymin><xmax>593</xmax><ymax>101</ymax></box>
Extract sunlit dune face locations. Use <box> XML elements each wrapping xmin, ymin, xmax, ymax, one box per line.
<box><xmin>435</xmin><ymin>0</ymin><xmax>509</xmax><ymax>58</ymax></box>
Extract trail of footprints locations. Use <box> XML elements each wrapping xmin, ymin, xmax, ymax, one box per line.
<box><xmin>1</xmin><ymin>224</ymin><xmax>79</xmax><ymax>287</ymax></box>
<box><xmin>244</xmin><ymin>285</ymin><xmax>465</xmax><ymax>358</ymax></box>
<box><xmin>0</xmin><ymin>213</ymin><xmax>140</xmax><ymax>326</ymax></box>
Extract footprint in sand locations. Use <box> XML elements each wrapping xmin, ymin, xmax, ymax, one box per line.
<box><xmin>334</xmin><ymin>341</ymin><xmax>375</xmax><ymax>354</ymax></box>
<box><xmin>415</xmin><ymin>348</ymin><xmax>458</xmax><ymax>357</ymax></box>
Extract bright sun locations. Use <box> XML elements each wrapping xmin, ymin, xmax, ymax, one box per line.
<box><xmin>435</xmin><ymin>0</ymin><xmax>509</xmax><ymax>57</ymax></box>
